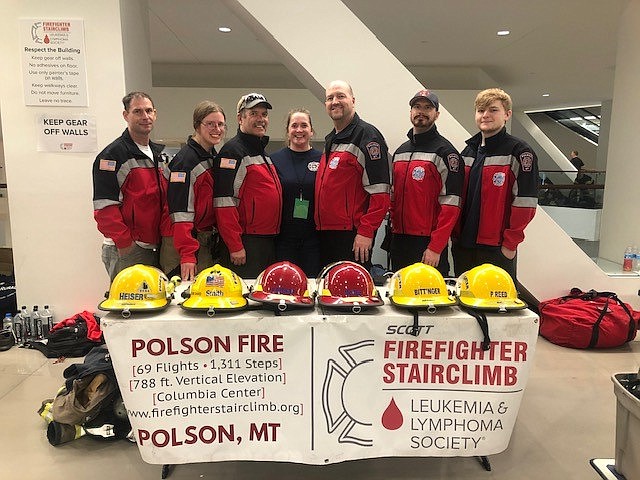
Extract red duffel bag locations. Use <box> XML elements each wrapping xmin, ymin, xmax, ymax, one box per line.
<box><xmin>539</xmin><ymin>288</ymin><xmax>640</xmax><ymax>349</ymax></box>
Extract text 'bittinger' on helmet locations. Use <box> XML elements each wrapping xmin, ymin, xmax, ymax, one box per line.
<box><xmin>388</xmin><ymin>262</ymin><xmax>456</xmax><ymax>312</ymax></box>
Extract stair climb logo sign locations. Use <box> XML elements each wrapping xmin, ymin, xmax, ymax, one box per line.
<box><xmin>102</xmin><ymin>311</ymin><xmax>538</xmax><ymax>465</ymax></box>
<box><xmin>20</xmin><ymin>19</ymin><xmax>88</xmax><ymax>107</ymax></box>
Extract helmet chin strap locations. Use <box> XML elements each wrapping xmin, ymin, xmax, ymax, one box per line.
<box><xmin>460</xmin><ymin>306</ymin><xmax>492</xmax><ymax>350</ymax></box>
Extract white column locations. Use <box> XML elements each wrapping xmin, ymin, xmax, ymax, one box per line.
<box><xmin>599</xmin><ymin>0</ymin><xmax>640</xmax><ymax>262</ymax></box>
<box><xmin>0</xmin><ymin>0</ymin><xmax>151</xmax><ymax>318</ymax></box>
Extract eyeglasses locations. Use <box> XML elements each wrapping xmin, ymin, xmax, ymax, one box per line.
<box><xmin>201</xmin><ymin>121</ymin><xmax>226</xmax><ymax>129</ymax></box>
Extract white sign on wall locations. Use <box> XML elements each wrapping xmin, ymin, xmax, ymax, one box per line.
<box><xmin>20</xmin><ymin>19</ymin><xmax>88</xmax><ymax>107</ymax></box>
<box><xmin>36</xmin><ymin>114</ymin><xmax>97</xmax><ymax>152</ymax></box>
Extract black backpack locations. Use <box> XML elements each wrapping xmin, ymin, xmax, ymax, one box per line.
<box><xmin>28</xmin><ymin>313</ymin><xmax>104</xmax><ymax>358</ymax></box>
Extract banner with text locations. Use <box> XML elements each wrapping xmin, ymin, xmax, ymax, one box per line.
<box><xmin>103</xmin><ymin>310</ymin><xmax>538</xmax><ymax>465</ymax></box>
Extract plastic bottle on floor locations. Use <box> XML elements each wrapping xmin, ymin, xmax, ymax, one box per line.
<box><xmin>31</xmin><ymin>306</ymin><xmax>42</xmax><ymax>340</ymax></box>
<box><xmin>42</xmin><ymin>305</ymin><xmax>54</xmax><ymax>337</ymax></box>
<box><xmin>20</xmin><ymin>305</ymin><xmax>31</xmax><ymax>340</ymax></box>
<box><xmin>623</xmin><ymin>246</ymin><xmax>634</xmax><ymax>272</ymax></box>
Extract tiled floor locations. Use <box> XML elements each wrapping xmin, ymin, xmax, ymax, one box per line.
<box><xmin>1</xmin><ymin>335</ymin><xmax>638</xmax><ymax>479</ymax></box>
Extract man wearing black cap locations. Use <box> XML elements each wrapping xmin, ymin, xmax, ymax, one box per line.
<box><xmin>389</xmin><ymin>89</ymin><xmax>464</xmax><ymax>275</ymax></box>
<box><xmin>213</xmin><ymin>93</ymin><xmax>282</xmax><ymax>278</ymax></box>
<box><xmin>315</xmin><ymin>80</ymin><xmax>391</xmax><ymax>267</ymax></box>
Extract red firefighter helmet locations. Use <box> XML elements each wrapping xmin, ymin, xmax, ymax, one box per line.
<box><xmin>316</xmin><ymin>261</ymin><xmax>384</xmax><ymax>312</ymax></box>
<box><xmin>248</xmin><ymin>261</ymin><xmax>314</xmax><ymax>310</ymax></box>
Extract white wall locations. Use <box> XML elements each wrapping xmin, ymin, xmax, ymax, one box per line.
<box><xmin>151</xmin><ymin>87</ymin><xmax>334</xmax><ymax>148</ymax></box>
<box><xmin>0</xmin><ymin>0</ymin><xmax>147</xmax><ymax>319</ymax></box>
<box><xmin>600</xmin><ymin>0</ymin><xmax>640</xmax><ymax>263</ymax></box>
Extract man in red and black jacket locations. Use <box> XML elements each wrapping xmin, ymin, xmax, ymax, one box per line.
<box><xmin>452</xmin><ymin>88</ymin><xmax>538</xmax><ymax>280</ymax></box>
<box><xmin>213</xmin><ymin>93</ymin><xmax>282</xmax><ymax>278</ymax></box>
<box><xmin>92</xmin><ymin>91</ymin><xmax>166</xmax><ymax>281</ymax></box>
<box><xmin>315</xmin><ymin>80</ymin><xmax>391</xmax><ymax>267</ymax></box>
<box><xmin>390</xmin><ymin>89</ymin><xmax>464</xmax><ymax>276</ymax></box>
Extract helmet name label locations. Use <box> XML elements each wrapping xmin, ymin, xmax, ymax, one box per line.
<box><xmin>490</xmin><ymin>291</ymin><xmax>508</xmax><ymax>298</ymax></box>
<box><xmin>206</xmin><ymin>290</ymin><xmax>224</xmax><ymax>297</ymax></box>
<box><xmin>120</xmin><ymin>292</ymin><xmax>145</xmax><ymax>300</ymax></box>
<box><xmin>414</xmin><ymin>288</ymin><xmax>441</xmax><ymax>295</ymax></box>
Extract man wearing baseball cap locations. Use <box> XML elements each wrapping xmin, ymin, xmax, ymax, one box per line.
<box><xmin>213</xmin><ymin>93</ymin><xmax>282</xmax><ymax>278</ymax></box>
<box><xmin>389</xmin><ymin>89</ymin><xmax>464</xmax><ymax>275</ymax></box>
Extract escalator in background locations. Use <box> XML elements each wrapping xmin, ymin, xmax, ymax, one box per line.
<box><xmin>543</xmin><ymin>106</ymin><xmax>600</xmax><ymax>144</ymax></box>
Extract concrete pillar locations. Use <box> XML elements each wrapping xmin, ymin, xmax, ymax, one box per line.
<box><xmin>0</xmin><ymin>0</ymin><xmax>151</xmax><ymax>318</ymax></box>
<box><xmin>599</xmin><ymin>0</ymin><xmax>640</xmax><ymax>262</ymax></box>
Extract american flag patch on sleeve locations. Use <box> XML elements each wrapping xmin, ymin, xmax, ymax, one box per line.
<box><xmin>220</xmin><ymin>157</ymin><xmax>237</xmax><ymax>169</ymax></box>
<box><xmin>99</xmin><ymin>159</ymin><xmax>117</xmax><ymax>171</ymax></box>
<box><xmin>170</xmin><ymin>171</ymin><xmax>187</xmax><ymax>183</ymax></box>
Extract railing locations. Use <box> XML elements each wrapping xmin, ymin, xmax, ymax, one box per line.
<box><xmin>538</xmin><ymin>169</ymin><xmax>606</xmax><ymax>209</ymax></box>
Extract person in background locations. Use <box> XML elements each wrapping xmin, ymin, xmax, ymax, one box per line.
<box><xmin>452</xmin><ymin>88</ymin><xmax>538</xmax><ymax>280</ymax></box>
<box><xmin>390</xmin><ymin>89</ymin><xmax>464</xmax><ymax>276</ymax></box>
<box><xmin>161</xmin><ymin>101</ymin><xmax>226</xmax><ymax>281</ymax></box>
<box><xmin>92</xmin><ymin>91</ymin><xmax>165</xmax><ymax>281</ymax></box>
<box><xmin>315</xmin><ymin>80</ymin><xmax>391</xmax><ymax>267</ymax></box>
<box><xmin>271</xmin><ymin>108</ymin><xmax>321</xmax><ymax>277</ymax></box>
<box><xmin>569</xmin><ymin>150</ymin><xmax>584</xmax><ymax>171</ymax></box>
<box><xmin>213</xmin><ymin>93</ymin><xmax>282</xmax><ymax>278</ymax></box>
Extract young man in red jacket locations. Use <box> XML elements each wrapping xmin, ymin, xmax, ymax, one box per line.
<box><xmin>92</xmin><ymin>92</ymin><xmax>166</xmax><ymax>281</ymax></box>
<box><xmin>315</xmin><ymin>80</ymin><xmax>391</xmax><ymax>267</ymax></box>
<box><xmin>213</xmin><ymin>93</ymin><xmax>282</xmax><ymax>278</ymax></box>
<box><xmin>452</xmin><ymin>88</ymin><xmax>538</xmax><ymax>280</ymax></box>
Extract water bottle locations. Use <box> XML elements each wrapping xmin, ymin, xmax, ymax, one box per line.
<box><xmin>31</xmin><ymin>306</ymin><xmax>43</xmax><ymax>340</ymax></box>
<box><xmin>3</xmin><ymin>313</ymin><xmax>12</xmax><ymax>331</ymax></box>
<box><xmin>20</xmin><ymin>305</ymin><xmax>32</xmax><ymax>340</ymax></box>
<box><xmin>42</xmin><ymin>305</ymin><xmax>54</xmax><ymax>337</ymax></box>
<box><xmin>13</xmin><ymin>312</ymin><xmax>23</xmax><ymax>344</ymax></box>
<box><xmin>623</xmin><ymin>246</ymin><xmax>634</xmax><ymax>272</ymax></box>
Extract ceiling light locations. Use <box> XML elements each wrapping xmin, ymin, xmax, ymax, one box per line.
<box><xmin>497</xmin><ymin>30</ymin><xmax>510</xmax><ymax>36</ymax></box>
<box><xmin>542</xmin><ymin>93</ymin><xmax>550</xmax><ymax>97</ymax></box>
<box><xmin>218</xmin><ymin>26</ymin><xmax>232</xmax><ymax>33</ymax></box>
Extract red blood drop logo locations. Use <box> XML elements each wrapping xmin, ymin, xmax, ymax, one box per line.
<box><xmin>44</xmin><ymin>35</ymin><xmax>50</xmax><ymax>44</ymax></box>
<box><xmin>381</xmin><ymin>397</ymin><xmax>403</xmax><ymax>430</ymax></box>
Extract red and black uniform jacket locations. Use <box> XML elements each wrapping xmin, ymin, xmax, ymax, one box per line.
<box><xmin>92</xmin><ymin>129</ymin><xmax>166</xmax><ymax>248</ymax></box>
<box><xmin>213</xmin><ymin>130</ymin><xmax>282</xmax><ymax>253</ymax></box>
<box><xmin>165</xmin><ymin>137</ymin><xmax>217</xmax><ymax>264</ymax></box>
<box><xmin>314</xmin><ymin>113</ymin><xmax>391</xmax><ymax>238</ymax></box>
<box><xmin>391</xmin><ymin>126</ymin><xmax>464</xmax><ymax>254</ymax></box>
<box><xmin>454</xmin><ymin>127</ymin><xmax>538</xmax><ymax>250</ymax></box>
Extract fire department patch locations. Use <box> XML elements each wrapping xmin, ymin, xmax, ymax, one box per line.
<box><xmin>519</xmin><ymin>152</ymin><xmax>534</xmax><ymax>172</ymax></box>
<box><xmin>99</xmin><ymin>159</ymin><xmax>116</xmax><ymax>171</ymax></box>
<box><xmin>329</xmin><ymin>157</ymin><xmax>340</xmax><ymax>169</ymax></box>
<box><xmin>170</xmin><ymin>171</ymin><xmax>187</xmax><ymax>183</ymax></box>
<box><xmin>366</xmin><ymin>142</ymin><xmax>381</xmax><ymax>160</ymax></box>
<box><xmin>219</xmin><ymin>157</ymin><xmax>237</xmax><ymax>169</ymax></box>
<box><xmin>412</xmin><ymin>166</ymin><xmax>426</xmax><ymax>181</ymax></box>
<box><xmin>308</xmin><ymin>161</ymin><xmax>319</xmax><ymax>172</ymax></box>
<box><xmin>493</xmin><ymin>172</ymin><xmax>506</xmax><ymax>187</ymax></box>
<box><xmin>447</xmin><ymin>153</ymin><xmax>460</xmax><ymax>172</ymax></box>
